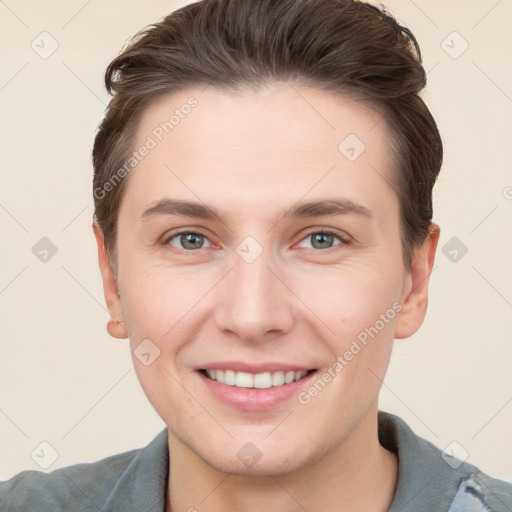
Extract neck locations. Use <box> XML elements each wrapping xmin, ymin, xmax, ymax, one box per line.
<box><xmin>166</xmin><ymin>408</ymin><xmax>398</xmax><ymax>512</ymax></box>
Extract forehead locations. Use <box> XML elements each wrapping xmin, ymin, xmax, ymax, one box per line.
<box><xmin>121</xmin><ymin>83</ymin><xmax>397</xmax><ymax>221</ymax></box>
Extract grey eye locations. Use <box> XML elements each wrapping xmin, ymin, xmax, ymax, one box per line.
<box><xmin>168</xmin><ymin>232</ymin><xmax>212</xmax><ymax>250</ymax></box>
<box><xmin>298</xmin><ymin>231</ymin><xmax>343</xmax><ymax>250</ymax></box>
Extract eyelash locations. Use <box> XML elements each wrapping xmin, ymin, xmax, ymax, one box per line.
<box><xmin>161</xmin><ymin>228</ymin><xmax>351</xmax><ymax>253</ymax></box>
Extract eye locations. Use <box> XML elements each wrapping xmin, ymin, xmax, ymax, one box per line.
<box><xmin>164</xmin><ymin>230</ymin><xmax>213</xmax><ymax>251</ymax></box>
<box><xmin>162</xmin><ymin>228</ymin><xmax>349</xmax><ymax>253</ymax></box>
<box><xmin>296</xmin><ymin>229</ymin><xmax>349</xmax><ymax>251</ymax></box>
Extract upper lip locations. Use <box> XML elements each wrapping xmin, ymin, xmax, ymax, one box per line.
<box><xmin>196</xmin><ymin>362</ymin><xmax>317</xmax><ymax>373</ymax></box>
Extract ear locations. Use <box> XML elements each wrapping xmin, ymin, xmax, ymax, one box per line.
<box><xmin>394</xmin><ymin>222</ymin><xmax>440</xmax><ymax>339</ymax></box>
<box><xmin>92</xmin><ymin>218</ymin><xmax>128</xmax><ymax>339</ymax></box>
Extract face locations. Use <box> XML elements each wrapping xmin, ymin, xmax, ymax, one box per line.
<box><xmin>95</xmin><ymin>82</ymin><xmax>438</xmax><ymax>476</ymax></box>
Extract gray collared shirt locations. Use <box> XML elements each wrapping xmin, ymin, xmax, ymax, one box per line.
<box><xmin>1</xmin><ymin>411</ymin><xmax>511</xmax><ymax>511</ymax></box>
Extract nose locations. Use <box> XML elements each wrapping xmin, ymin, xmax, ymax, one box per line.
<box><xmin>213</xmin><ymin>247</ymin><xmax>295</xmax><ymax>342</ymax></box>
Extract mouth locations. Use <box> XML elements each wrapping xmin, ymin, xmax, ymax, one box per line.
<box><xmin>198</xmin><ymin>368</ymin><xmax>317</xmax><ymax>389</ymax></box>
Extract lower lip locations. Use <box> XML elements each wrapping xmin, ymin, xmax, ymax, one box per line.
<box><xmin>197</xmin><ymin>370</ymin><xmax>317</xmax><ymax>411</ymax></box>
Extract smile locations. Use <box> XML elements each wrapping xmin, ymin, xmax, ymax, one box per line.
<box><xmin>200</xmin><ymin>369</ymin><xmax>317</xmax><ymax>389</ymax></box>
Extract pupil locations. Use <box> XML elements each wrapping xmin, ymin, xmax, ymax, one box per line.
<box><xmin>183</xmin><ymin>233</ymin><xmax>202</xmax><ymax>249</ymax></box>
<box><xmin>313</xmin><ymin>233</ymin><xmax>332</xmax><ymax>249</ymax></box>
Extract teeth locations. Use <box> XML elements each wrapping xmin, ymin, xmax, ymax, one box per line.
<box><xmin>284</xmin><ymin>370</ymin><xmax>295</xmax><ymax>384</ymax></box>
<box><xmin>272</xmin><ymin>371</ymin><xmax>285</xmax><ymax>386</ymax></box>
<box><xmin>204</xmin><ymin>369</ymin><xmax>310</xmax><ymax>388</ymax></box>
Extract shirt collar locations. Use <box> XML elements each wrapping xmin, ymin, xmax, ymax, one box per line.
<box><xmin>101</xmin><ymin>411</ymin><xmax>476</xmax><ymax>512</ymax></box>
<box><xmin>102</xmin><ymin>428</ymin><xmax>169</xmax><ymax>512</ymax></box>
<box><xmin>379</xmin><ymin>410</ymin><xmax>480</xmax><ymax>511</ymax></box>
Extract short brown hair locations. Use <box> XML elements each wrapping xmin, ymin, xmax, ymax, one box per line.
<box><xmin>92</xmin><ymin>0</ymin><xmax>443</xmax><ymax>272</ymax></box>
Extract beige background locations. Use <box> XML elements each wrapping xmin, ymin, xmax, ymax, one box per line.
<box><xmin>1</xmin><ymin>0</ymin><xmax>511</xmax><ymax>482</ymax></box>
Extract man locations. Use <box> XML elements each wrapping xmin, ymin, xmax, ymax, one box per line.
<box><xmin>1</xmin><ymin>0</ymin><xmax>511</xmax><ymax>510</ymax></box>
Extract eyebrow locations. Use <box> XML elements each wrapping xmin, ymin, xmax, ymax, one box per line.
<box><xmin>140</xmin><ymin>197</ymin><xmax>373</xmax><ymax>222</ymax></box>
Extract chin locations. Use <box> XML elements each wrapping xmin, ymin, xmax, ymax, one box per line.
<box><xmin>208</xmin><ymin>455</ymin><xmax>301</xmax><ymax>477</ymax></box>
<box><xmin>198</xmin><ymin>440</ymin><xmax>322</xmax><ymax>478</ymax></box>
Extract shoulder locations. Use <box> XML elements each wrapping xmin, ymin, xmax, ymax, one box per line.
<box><xmin>0</xmin><ymin>447</ymin><xmax>140</xmax><ymax>512</ymax></box>
<box><xmin>378</xmin><ymin>411</ymin><xmax>512</xmax><ymax>512</ymax></box>
<box><xmin>450</xmin><ymin>471</ymin><xmax>512</xmax><ymax>512</ymax></box>
<box><xmin>0</xmin><ymin>427</ymin><xmax>170</xmax><ymax>512</ymax></box>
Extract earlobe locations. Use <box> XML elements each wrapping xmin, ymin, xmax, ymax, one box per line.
<box><xmin>93</xmin><ymin>219</ymin><xmax>128</xmax><ymax>339</ymax></box>
<box><xmin>106</xmin><ymin>317</ymin><xmax>128</xmax><ymax>339</ymax></box>
<box><xmin>394</xmin><ymin>223</ymin><xmax>440</xmax><ymax>339</ymax></box>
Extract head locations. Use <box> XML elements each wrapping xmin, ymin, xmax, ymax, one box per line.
<box><xmin>92</xmin><ymin>0</ymin><xmax>442</xmax><ymax>475</ymax></box>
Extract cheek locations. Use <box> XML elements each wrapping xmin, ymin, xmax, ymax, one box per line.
<box><xmin>120</xmin><ymin>267</ymin><xmax>201</xmax><ymax>415</ymax></box>
<box><xmin>299</xmin><ymin>263</ymin><xmax>401</xmax><ymax>341</ymax></box>
<box><xmin>119</xmin><ymin>256</ymin><xmax>209</xmax><ymax>330</ymax></box>
<box><xmin>305</xmin><ymin>269</ymin><xmax>399</xmax><ymax>405</ymax></box>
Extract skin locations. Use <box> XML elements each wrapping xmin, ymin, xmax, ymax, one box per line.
<box><xmin>93</xmin><ymin>82</ymin><xmax>439</xmax><ymax>512</ymax></box>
